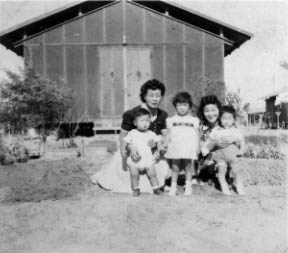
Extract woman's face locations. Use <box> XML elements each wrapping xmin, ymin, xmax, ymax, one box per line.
<box><xmin>144</xmin><ymin>89</ymin><xmax>163</xmax><ymax>109</ymax></box>
<box><xmin>203</xmin><ymin>104</ymin><xmax>220</xmax><ymax>124</ymax></box>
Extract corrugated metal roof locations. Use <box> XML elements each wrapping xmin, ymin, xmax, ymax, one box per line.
<box><xmin>0</xmin><ymin>0</ymin><xmax>252</xmax><ymax>56</ymax></box>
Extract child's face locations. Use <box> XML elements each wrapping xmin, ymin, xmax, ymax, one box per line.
<box><xmin>203</xmin><ymin>104</ymin><xmax>220</xmax><ymax>123</ymax></box>
<box><xmin>134</xmin><ymin>115</ymin><xmax>151</xmax><ymax>131</ymax></box>
<box><xmin>220</xmin><ymin>112</ymin><xmax>235</xmax><ymax>128</ymax></box>
<box><xmin>176</xmin><ymin>102</ymin><xmax>190</xmax><ymax>116</ymax></box>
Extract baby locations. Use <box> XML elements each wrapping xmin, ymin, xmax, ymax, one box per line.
<box><xmin>201</xmin><ymin>105</ymin><xmax>246</xmax><ymax>195</ymax></box>
<box><xmin>124</xmin><ymin>108</ymin><xmax>163</xmax><ymax>196</ymax></box>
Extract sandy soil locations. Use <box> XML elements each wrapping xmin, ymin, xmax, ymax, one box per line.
<box><xmin>0</xmin><ymin>135</ymin><xmax>287</xmax><ymax>253</ymax></box>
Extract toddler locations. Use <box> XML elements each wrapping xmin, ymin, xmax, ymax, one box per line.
<box><xmin>201</xmin><ymin>105</ymin><xmax>246</xmax><ymax>195</ymax></box>
<box><xmin>124</xmin><ymin>108</ymin><xmax>163</xmax><ymax>196</ymax></box>
<box><xmin>164</xmin><ymin>92</ymin><xmax>200</xmax><ymax>196</ymax></box>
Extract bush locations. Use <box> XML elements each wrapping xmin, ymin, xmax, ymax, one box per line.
<box><xmin>243</xmin><ymin>142</ymin><xmax>286</xmax><ymax>160</ymax></box>
<box><xmin>0</xmin><ymin>68</ymin><xmax>72</xmax><ymax>133</ymax></box>
<box><xmin>0</xmin><ymin>137</ymin><xmax>29</xmax><ymax>165</ymax></box>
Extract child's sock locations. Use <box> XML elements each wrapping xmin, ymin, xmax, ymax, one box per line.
<box><xmin>236</xmin><ymin>183</ymin><xmax>246</xmax><ymax>196</ymax></box>
<box><xmin>185</xmin><ymin>180</ymin><xmax>192</xmax><ymax>187</ymax></box>
<box><xmin>169</xmin><ymin>182</ymin><xmax>177</xmax><ymax>196</ymax></box>
<box><xmin>132</xmin><ymin>187</ymin><xmax>140</xmax><ymax>197</ymax></box>
<box><xmin>184</xmin><ymin>181</ymin><xmax>192</xmax><ymax>196</ymax></box>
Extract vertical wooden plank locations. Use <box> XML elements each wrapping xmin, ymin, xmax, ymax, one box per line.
<box><xmin>83</xmin><ymin>16</ymin><xmax>88</xmax><ymax>114</ymax></box>
<box><xmin>86</xmin><ymin>45</ymin><xmax>100</xmax><ymax>119</ymax></box>
<box><xmin>151</xmin><ymin>45</ymin><xmax>164</xmax><ymax>82</ymax></box>
<box><xmin>220</xmin><ymin>29</ymin><xmax>225</xmax><ymax>81</ymax></box>
<box><xmin>64</xmin><ymin>18</ymin><xmax>83</xmax><ymax>43</ymax></box>
<box><xmin>145</xmin><ymin>9</ymin><xmax>163</xmax><ymax>43</ymax></box>
<box><xmin>66</xmin><ymin>45</ymin><xmax>85</xmax><ymax>120</ymax></box>
<box><xmin>185</xmin><ymin>45</ymin><xmax>203</xmax><ymax>106</ymax></box>
<box><xmin>185</xmin><ymin>25</ymin><xmax>203</xmax><ymax>44</ymax></box>
<box><xmin>142</xmin><ymin>8</ymin><xmax>146</xmax><ymax>43</ymax></box>
<box><xmin>126</xmin><ymin>2</ymin><xmax>143</xmax><ymax>43</ymax></box>
<box><xmin>85</xmin><ymin>10</ymin><xmax>104</xmax><ymax>43</ymax></box>
<box><xmin>204</xmin><ymin>33</ymin><xmax>222</xmax><ymax>46</ymax></box>
<box><xmin>63</xmin><ymin>25</ymin><xmax>67</xmax><ymax>84</ymax></box>
<box><xmin>165</xmin><ymin>45</ymin><xmax>184</xmax><ymax>115</ymax></box>
<box><xmin>43</xmin><ymin>34</ymin><xmax>46</xmax><ymax>78</ymax></box>
<box><xmin>162</xmin><ymin>15</ymin><xmax>166</xmax><ymax>43</ymax></box>
<box><xmin>103</xmin><ymin>8</ymin><xmax>106</xmax><ymax>43</ymax></box>
<box><xmin>182</xmin><ymin>24</ymin><xmax>186</xmax><ymax>43</ymax></box>
<box><xmin>182</xmin><ymin>24</ymin><xmax>186</xmax><ymax>90</ymax></box>
<box><xmin>46</xmin><ymin>46</ymin><xmax>64</xmax><ymax>86</ymax></box>
<box><xmin>31</xmin><ymin>46</ymin><xmax>44</xmax><ymax>75</ymax></box>
<box><xmin>163</xmin><ymin>45</ymin><xmax>166</xmax><ymax>89</ymax></box>
<box><xmin>45</xmin><ymin>26</ymin><xmax>63</xmax><ymax>43</ymax></box>
<box><xmin>123</xmin><ymin>46</ymin><xmax>128</xmax><ymax>111</ymax></box>
<box><xmin>99</xmin><ymin>47</ymin><xmax>124</xmax><ymax>117</ymax></box>
<box><xmin>163</xmin><ymin>15</ymin><xmax>167</xmax><ymax>89</ymax></box>
<box><xmin>204</xmin><ymin>45</ymin><xmax>223</xmax><ymax>80</ymax></box>
<box><xmin>123</xmin><ymin>1</ymin><xmax>127</xmax><ymax>111</ymax></box>
<box><xmin>23</xmin><ymin>45</ymin><xmax>31</xmax><ymax>68</ymax></box>
<box><xmin>123</xmin><ymin>0</ymin><xmax>126</xmax><ymax>42</ymax></box>
<box><xmin>183</xmin><ymin>45</ymin><xmax>186</xmax><ymax>90</ymax></box>
<box><xmin>105</xmin><ymin>2</ymin><xmax>123</xmax><ymax>43</ymax></box>
<box><xmin>166</xmin><ymin>45</ymin><xmax>184</xmax><ymax>92</ymax></box>
<box><xmin>204</xmin><ymin>29</ymin><xmax>223</xmax><ymax>80</ymax></box>
<box><xmin>126</xmin><ymin>47</ymin><xmax>152</xmax><ymax>109</ymax></box>
<box><xmin>166</xmin><ymin>18</ymin><xmax>182</xmax><ymax>43</ymax></box>
<box><xmin>202</xmin><ymin>31</ymin><xmax>205</xmax><ymax>96</ymax></box>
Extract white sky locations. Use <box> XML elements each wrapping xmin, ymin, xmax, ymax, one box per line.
<box><xmin>0</xmin><ymin>0</ymin><xmax>288</xmax><ymax>104</ymax></box>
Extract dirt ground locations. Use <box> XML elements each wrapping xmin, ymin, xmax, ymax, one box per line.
<box><xmin>0</xmin><ymin>134</ymin><xmax>287</xmax><ymax>253</ymax></box>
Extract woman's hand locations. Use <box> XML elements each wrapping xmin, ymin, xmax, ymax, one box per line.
<box><xmin>201</xmin><ymin>147</ymin><xmax>210</xmax><ymax>156</ymax></box>
<box><xmin>147</xmin><ymin>139</ymin><xmax>157</xmax><ymax>148</ymax></box>
<box><xmin>216</xmin><ymin>136</ymin><xmax>234</xmax><ymax>148</ymax></box>
<box><xmin>130</xmin><ymin>145</ymin><xmax>141</xmax><ymax>162</ymax></box>
<box><xmin>153</xmin><ymin>151</ymin><xmax>161</xmax><ymax>163</ymax></box>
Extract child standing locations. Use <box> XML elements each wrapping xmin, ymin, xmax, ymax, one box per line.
<box><xmin>164</xmin><ymin>92</ymin><xmax>200</xmax><ymax>196</ymax></box>
<box><xmin>201</xmin><ymin>105</ymin><xmax>246</xmax><ymax>195</ymax></box>
<box><xmin>124</xmin><ymin>108</ymin><xmax>163</xmax><ymax>196</ymax></box>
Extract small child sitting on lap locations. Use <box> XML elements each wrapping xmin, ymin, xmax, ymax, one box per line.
<box><xmin>124</xmin><ymin>108</ymin><xmax>163</xmax><ymax>196</ymax></box>
<box><xmin>201</xmin><ymin>105</ymin><xmax>246</xmax><ymax>195</ymax></box>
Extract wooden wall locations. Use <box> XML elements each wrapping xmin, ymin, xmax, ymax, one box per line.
<box><xmin>23</xmin><ymin>1</ymin><xmax>224</xmax><ymax>121</ymax></box>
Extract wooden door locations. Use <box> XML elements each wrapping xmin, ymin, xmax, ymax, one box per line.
<box><xmin>99</xmin><ymin>47</ymin><xmax>124</xmax><ymax>118</ymax></box>
<box><xmin>126</xmin><ymin>47</ymin><xmax>152</xmax><ymax>109</ymax></box>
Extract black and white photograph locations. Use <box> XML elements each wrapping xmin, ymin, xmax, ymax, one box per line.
<box><xmin>0</xmin><ymin>0</ymin><xmax>287</xmax><ymax>252</ymax></box>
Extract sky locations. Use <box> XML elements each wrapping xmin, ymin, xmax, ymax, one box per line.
<box><xmin>0</xmin><ymin>0</ymin><xmax>287</xmax><ymax>105</ymax></box>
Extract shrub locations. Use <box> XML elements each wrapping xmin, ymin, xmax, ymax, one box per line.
<box><xmin>243</xmin><ymin>142</ymin><xmax>286</xmax><ymax>160</ymax></box>
<box><xmin>0</xmin><ymin>68</ymin><xmax>72</xmax><ymax>134</ymax></box>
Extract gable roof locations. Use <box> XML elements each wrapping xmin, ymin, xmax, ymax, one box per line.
<box><xmin>0</xmin><ymin>0</ymin><xmax>252</xmax><ymax>56</ymax></box>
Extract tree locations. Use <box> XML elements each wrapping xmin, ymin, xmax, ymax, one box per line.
<box><xmin>224</xmin><ymin>89</ymin><xmax>242</xmax><ymax>115</ymax></box>
<box><xmin>191</xmin><ymin>76</ymin><xmax>226</xmax><ymax>106</ymax></box>
<box><xmin>0</xmin><ymin>68</ymin><xmax>73</xmax><ymax>133</ymax></box>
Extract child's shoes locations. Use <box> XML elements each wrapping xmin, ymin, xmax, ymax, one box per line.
<box><xmin>236</xmin><ymin>184</ymin><xmax>246</xmax><ymax>196</ymax></box>
<box><xmin>191</xmin><ymin>178</ymin><xmax>204</xmax><ymax>186</ymax></box>
<box><xmin>168</xmin><ymin>186</ymin><xmax>177</xmax><ymax>196</ymax></box>
<box><xmin>184</xmin><ymin>186</ymin><xmax>192</xmax><ymax>196</ymax></box>
<box><xmin>222</xmin><ymin>188</ymin><xmax>232</xmax><ymax>195</ymax></box>
<box><xmin>153</xmin><ymin>188</ymin><xmax>164</xmax><ymax>196</ymax></box>
<box><xmin>132</xmin><ymin>188</ymin><xmax>140</xmax><ymax>197</ymax></box>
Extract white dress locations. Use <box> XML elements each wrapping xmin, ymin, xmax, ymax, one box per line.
<box><xmin>165</xmin><ymin>114</ymin><xmax>200</xmax><ymax>160</ymax></box>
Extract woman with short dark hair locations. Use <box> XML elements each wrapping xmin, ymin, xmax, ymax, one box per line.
<box><xmin>93</xmin><ymin>79</ymin><xmax>170</xmax><ymax>193</ymax></box>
